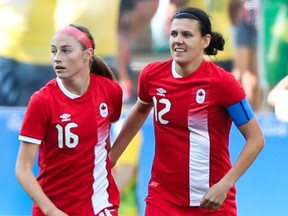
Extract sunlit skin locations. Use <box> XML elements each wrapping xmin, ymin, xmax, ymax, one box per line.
<box><xmin>51</xmin><ymin>33</ymin><xmax>93</xmax><ymax>95</ymax></box>
<box><xmin>169</xmin><ymin>18</ymin><xmax>211</xmax><ymax>76</ymax></box>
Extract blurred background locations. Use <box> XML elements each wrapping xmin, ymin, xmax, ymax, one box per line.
<box><xmin>1</xmin><ymin>0</ymin><xmax>288</xmax><ymax>215</ymax></box>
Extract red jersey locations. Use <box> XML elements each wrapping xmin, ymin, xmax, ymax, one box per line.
<box><xmin>138</xmin><ymin>60</ymin><xmax>245</xmax><ymax>208</ymax></box>
<box><xmin>19</xmin><ymin>74</ymin><xmax>122</xmax><ymax>215</ymax></box>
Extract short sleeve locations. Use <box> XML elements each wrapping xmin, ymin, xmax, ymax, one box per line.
<box><xmin>138</xmin><ymin>63</ymin><xmax>153</xmax><ymax>104</ymax></box>
<box><xmin>19</xmin><ymin>91</ymin><xmax>50</xmax><ymax>144</ymax></box>
<box><xmin>215</xmin><ymin>72</ymin><xmax>246</xmax><ymax>107</ymax></box>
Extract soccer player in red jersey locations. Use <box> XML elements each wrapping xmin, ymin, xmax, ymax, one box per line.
<box><xmin>110</xmin><ymin>7</ymin><xmax>264</xmax><ymax>216</ymax></box>
<box><xmin>15</xmin><ymin>24</ymin><xmax>122</xmax><ymax>216</ymax></box>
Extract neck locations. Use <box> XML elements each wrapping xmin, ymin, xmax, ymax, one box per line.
<box><xmin>175</xmin><ymin>58</ymin><xmax>204</xmax><ymax>76</ymax></box>
<box><xmin>62</xmin><ymin>73</ymin><xmax>90</xmax><ymax>96</ymax></box>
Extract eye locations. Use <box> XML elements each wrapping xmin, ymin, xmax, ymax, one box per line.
<box><xmin>170</xmin><ymin>31</ymin><xmax>178</xmax><ymax>37</ymax></box>
<box><xmin>51</xmin><ymin>47</ymin><xmax>57</xmax><ymax>54</ymax></box>
<box><xmin>62</xmin><ymin>48</ymin><xmax>72</xmax><ymax>54</ymax></box>
<box><xmin>182</xmin><ymin>32</ymin><xmax>192</xmax><ymax>38</ymax></box>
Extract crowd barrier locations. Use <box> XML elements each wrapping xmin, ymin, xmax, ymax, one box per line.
<box><xmin>1</xmin><ymin>107</ymin><xmax>287</xmax><ymax>215</ymax></box>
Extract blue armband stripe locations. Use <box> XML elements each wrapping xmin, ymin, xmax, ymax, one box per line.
<box><xmin>227</xmin><ymin>98</ymin><xmax>254</xmax><ymax>127</ymax></box>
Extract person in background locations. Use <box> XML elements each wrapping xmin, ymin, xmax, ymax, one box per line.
<box><xmin>267</xmin><ymin>75</ymin><xmax>288</xmax><ymax>106</ymax></box>
<box><xmin>15</xmin><ymin>24</ymin><xmax>122</xmax><ymax>216</ymax></box>
<box><xmin>232</xmin><ymin>0</ymin><xmax>263</xmax><ymax>111</ymax></box>
<box><xmin>110</xmin><ymin>7</ymin><xmax>264</xmax><ymax>216</ymax></box>
<box><xmin>0</xmin><ymin>0</ymin><xmax>57</xmax><ymax>106</ymax></box>
<box><xmin>267</xmin><ymin>75</ymin><xmax>288</xmax><ymax>122</ymax></box>
<box><xmin>117</xmin><ymin>0</ymin><xmax>159</xmax><ymax>103</ymax></box>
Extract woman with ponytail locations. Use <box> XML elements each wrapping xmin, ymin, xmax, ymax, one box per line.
<box><xmin>110</xmin><ymin>7</ymin><xmax>264</xmax><ymax>216</ymax></box>
<box><xmin>16</xmin><ymin>24</ymin><xmax>122</xmax><ymax>216</ymax></box>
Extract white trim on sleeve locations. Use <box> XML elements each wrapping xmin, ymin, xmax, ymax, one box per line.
<box><xmin>18</xmin><ymin>135</ymin><xmax>41</xmax><ymax>145</ymax></box>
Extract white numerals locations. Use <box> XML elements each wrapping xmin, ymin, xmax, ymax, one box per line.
<box><xmin>56</xmin><ymin>123</ymin><xmax>79</xmax><ymax>148</ymax></box>
<box><xmin>153</xmin><ymin>97</ymin><xmax>171</xmax><ymax>125</ymax></box>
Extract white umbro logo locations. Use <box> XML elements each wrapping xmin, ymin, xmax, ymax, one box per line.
<box><xmin>60</xmin><ymin>113</ymin><xmax>71</xmax><ymax>122</ymax></box>
<box><xmin>156</xmin><ymin>88</ymin><xmax>166</xmax><ymax>96</ymax></box>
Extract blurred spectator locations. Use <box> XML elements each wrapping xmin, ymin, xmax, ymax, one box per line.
<box><xmin>231</xmin><ymin>0</ymin><xmax>263</xmax><ymax>111</ymax></box>
<box><xmin>151</xmin><ymin>0</ymin><xmax>184</xmax><ymax>53</ymax></box>
<box><xmin>118</xmin><ymin>0</ymin><xmax>159</xmax><ymax>103</ymax></box>
<box><xmin>0</xmin><ymin>1</ymin><xmax>57</xmax><ymax>106</ymax></box>
<box><xmin>267</xmin><ymin>75</ymin><xmax>288</xmax><ymax>122</ymax></box>
<box><xmin>150</xmin><ymin>0</ymin><xmax>170</xmax><ymax>53</ymax></box>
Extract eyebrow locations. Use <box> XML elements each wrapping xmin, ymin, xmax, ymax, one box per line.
<box><xmin>51</xmin><ymin>44</ymin><xmax>72</xmax><ymax>49</ymax></box>
<box><xmin>170</xmin><ymin>29</ymin><xmax>192</xmax><ymax>34</ymax></box>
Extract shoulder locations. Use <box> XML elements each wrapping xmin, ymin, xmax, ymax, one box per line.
<box><xmin>91</xmin><ymin>74</ymin><xmax>122</xmax><ymax>100</ymax></box>
<box><xmin>143</xmin><ymin>59</ymin><xmax>172</xmax><ymax>71</ymax></box>
<box><xmin>30</xmin><ymin>79</ymin><xmax>58</xmax><ymax>102</ymax></box>
<box><xmin>25</xmin><ymin>79</ymin><xmax>58</xmax><ymax>119</ymax></box>
<box><xmin>206</xmin><ymin>61</ymin><xmax>245</xmax><ymax>105</ymax></box>
<box><xmin>92</xmin><ymin>74</ymin><xmax>121</xmax><ymax>90</ymax></box>
<box><xmin>206</xmin><ymin>61</ymin><xmax>237</xmax><ymax>83</ymax></box>
<box><xmin>140</xmin><ymin>59</ymin><xmax>172</xmax><ymax>77</ymax></box>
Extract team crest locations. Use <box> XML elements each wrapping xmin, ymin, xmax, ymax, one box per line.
<box><xmin>99</xmin><ymin>103</ymin><xmax>108</xmax><ymax>117</ymax></box>
<box><xmin>196</xmin><ymin>89</ymin><xmax>206</xmax><ymax>104</ymax></box>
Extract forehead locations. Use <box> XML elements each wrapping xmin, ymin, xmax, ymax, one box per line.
<box><xmin>51</xmin><ymin>32</ymin><xmax>81</xmax><ymax>47</ymax></box>
<box><xmin>170</xmin><ymin>18</ymin><xmax>201</xmax><ymax>32</ymax></box>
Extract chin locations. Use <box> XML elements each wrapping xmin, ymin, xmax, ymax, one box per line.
<box><xmin>56</xmin><ymin>73</ymin><xmax>65</xmax><ymax>79</ymax></box>
<box><xmin>173</xmin><ymin>57</ymin><xmax>188</xmax><ymax>65</ymax></box>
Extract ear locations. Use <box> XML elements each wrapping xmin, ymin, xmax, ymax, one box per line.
<box><xmin>83</xmin><ymin>48</ymin><xmax>94</xmax><ymax>62</ymax></box>
<box><xmin>202</xmin><ymin>34</ymin><xmax>211</xmax><ymax>49</ymax></box>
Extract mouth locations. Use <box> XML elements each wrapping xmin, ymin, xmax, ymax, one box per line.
<box><xmin>174</xmin><ymin>48</ymin><xmax>186</xmax><ymax>52</ymax></box>
<box><xmin>55</xmin><ymin>65</ymin><xmax>66</xmax><ymax>71</ymax></box>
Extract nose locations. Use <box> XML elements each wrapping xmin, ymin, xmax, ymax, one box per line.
<box><xmin>174</xmin><ymin>35</ymin><xmax>184</xmax><ymax>44</ymax></box>
<box><xmin>52</xmin><ymin>51</ymin><xmax>62</xmax><ymax>63</ymax></box>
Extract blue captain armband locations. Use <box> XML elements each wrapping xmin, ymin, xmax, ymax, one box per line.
<box><xmin>227</xmin><ymin>98</ymin><xmax>255</xmax><ymax>127</ymax></box>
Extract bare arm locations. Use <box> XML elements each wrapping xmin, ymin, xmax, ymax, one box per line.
<box><xmin>15</xmin><ymin>142</ymin><xmax>68</xmax><ymax>216</ymax></box>
<box><xmin>229</xmin><ymin>0</ymin><xmax>244</xmax><ymax>25</ymax></box>
<box><xmin>200</xmin><ymin>117</ymin><xmax>264</xmax><ymax>209</ymax></box>
<box><xmin>222</xmin><ymin>117</ymin><xmax>264</xmax><ymax>186</ymax></box>
<box><xmin>113</xmin><ymin>164</ymin><xmax>136</xmax><ymax>194</ymax></box>
<box><xmin>109</xmin><ymin>100</ymin><xmax>152</xmax><ymax>167</ymax></box>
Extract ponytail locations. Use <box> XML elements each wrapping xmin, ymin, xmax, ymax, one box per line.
<box><xmin>90</xmin><ymin>56</ymin><xmax>117</xmax><ymax>80</ymax></box>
